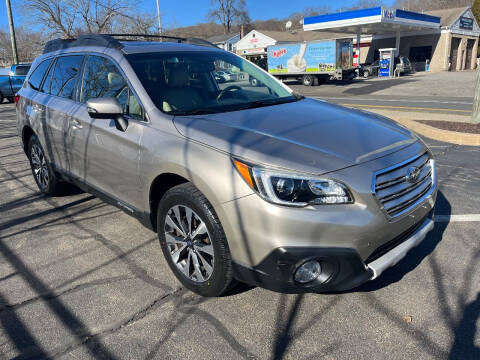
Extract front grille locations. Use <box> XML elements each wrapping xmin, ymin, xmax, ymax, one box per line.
<box><xmin>365</xmin><ymin>210</ymin><xmax>432</xmax><ymax>264</ymax></box>
<box><xmin>373</xmin><ymin>152</ymin><xmax>435</xmax><ymax>218</ymax></box>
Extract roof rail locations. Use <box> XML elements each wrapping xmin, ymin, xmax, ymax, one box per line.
<box><xmin>43</xmin><ymin>33</ymin><xmax>217</xmax><ymax>54</ymax></box>
<box><xmin>106</xmin><ymin>33</ymin><xmax>218</xmax><ymax>48</ymax></box>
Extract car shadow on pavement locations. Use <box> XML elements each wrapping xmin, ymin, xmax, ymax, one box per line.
<box><xmin>344</xmin><ymin>78</ymin><xmax>417</xmax><ymax>96</ymax></box>
<box><xmin>354</xmin><ymin>190</ymin><xmax>450</xmax><ymax>292</ymax></box>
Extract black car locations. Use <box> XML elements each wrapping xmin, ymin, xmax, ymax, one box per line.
<box><xmin>359</xmin><ymin>60</ymin><xmax>380</xmax><ymax>78</ymax></box>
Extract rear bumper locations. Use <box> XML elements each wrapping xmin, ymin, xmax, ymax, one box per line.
<box><xmin>233</xmin><ymin>211</ymin><xmax>435</xmax><ymax>293</ymax></box>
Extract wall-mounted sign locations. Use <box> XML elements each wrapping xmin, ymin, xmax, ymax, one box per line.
<box><xmin>382</xmin><ymin>9</ymin><xmax>396</xmax><ymax>20</ymax></box>
<box><xmin>459</xmin><ymin>16</ymin><xmax>474</xmax><ymax>30</ymax></box>
<box><xmin>241</xmin><ymin>48</ymin><xmax>266</xmax><ymax>55</ymax></box>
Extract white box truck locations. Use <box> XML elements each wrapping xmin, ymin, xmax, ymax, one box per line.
<box><xmin>267</xmin><ymin>38</ymin><xmax>355</xmax><ymax>86</ymax></box>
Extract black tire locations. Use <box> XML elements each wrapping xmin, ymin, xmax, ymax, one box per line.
<box><xmin>7</xmin><ymin>97</ymin><xmax>14</xmax><ymax>103</ymax></box>
<box><xmin>363</xmin><ymin>70</ymin><xmax>370</xmax><ymax>78</ymax></box>
<box><xmin>157</xmin><ymin>183</ymin><xmax>234</xmax><ymax>297</ymax></box>
<box><xmin>302</xmin><ymin>74</ymin><xmax>314</xmax><ymax>86</ymax></box>
<box><xmin>27</xmin><ymin>135</ymin><xmax>61</xmax><ymax>196</ymax></box>
<box><xmin>0</xmin><ymin>92</ymin><xmax>3</xmax><ymax>104</ymax></box>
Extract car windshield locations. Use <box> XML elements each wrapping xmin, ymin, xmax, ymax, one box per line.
<box><xmin>126</xmin><ymin>51</ymin><xmax>299</xmax><ymax>115</ymax></box>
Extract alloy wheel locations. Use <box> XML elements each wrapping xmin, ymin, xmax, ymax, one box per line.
<box><xmin>164</xmin><ymin>205</ymin><xmax>214</xmax><ymax>283</ymax></box>
<box><xmin>30</xmin><ymin>144</ymin><xmax>49</xmax><ymax>189</ymax></box>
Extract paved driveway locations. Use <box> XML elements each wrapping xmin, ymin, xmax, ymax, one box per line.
<box><xmin>0</xmin><ymin>103</ymin><xmax>479</xmax><ymax>359</ymax></box>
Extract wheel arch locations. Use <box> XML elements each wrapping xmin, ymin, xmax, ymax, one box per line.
<box><xmin>21</xmin><ymin>125</ymin><xmax>35</xmax><ymax>154</ymax></box>
<box><xmin>149</xmin><ymin>173</ymin><xmax>189</xmax><ymax>231</ymax></box>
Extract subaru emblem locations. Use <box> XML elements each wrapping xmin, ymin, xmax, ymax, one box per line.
<box><xmin>406</xmin><ymin>166</ymin><xmax>421</xmax><ymax>183</ymax></box>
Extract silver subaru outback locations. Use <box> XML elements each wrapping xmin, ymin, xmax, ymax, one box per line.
<box><xmin>16</xmin><ymin>35</ymin><xmax>436</xmax><ymax>296</ymax></box>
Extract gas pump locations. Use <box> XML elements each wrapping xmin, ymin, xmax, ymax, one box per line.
<box><xmin>378</xmin><ymin>48</ymin><xmax>396</xmax><ymax>77</ymax></box>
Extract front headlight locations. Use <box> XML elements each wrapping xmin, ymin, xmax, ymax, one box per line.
<box><xmin>233</xmin><ymin>159</ymin><xmax>354</xmax><ymax>207</ymax></box>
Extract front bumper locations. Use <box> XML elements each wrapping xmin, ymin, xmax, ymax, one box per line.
<box><xmin>232</xmin><ymin>211</ymin><xmax>435</xmax><ymax>293</ymax></box>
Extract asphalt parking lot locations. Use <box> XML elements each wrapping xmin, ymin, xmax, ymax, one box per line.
<box><xmin>0</xmin><ymin>102</ymin><xmax>479</xmax><ymax>359</ymax></box>
<box><xmin>289</xmin><ymin>71</ymin><xmax>475</xmax><ymax>115</ymax></box>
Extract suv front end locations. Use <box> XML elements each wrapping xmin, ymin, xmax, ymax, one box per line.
<box><xmin>217</xmin><ymin>143</ymin><xmax>436</xmax><ymax>293</ymax></box>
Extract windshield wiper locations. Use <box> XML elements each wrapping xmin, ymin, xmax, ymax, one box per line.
<box><xmin>238</xmin><ymin>96</ymin><xmax>302</xmax><ymax>110</ymax></box>
<box><xmin>172</xmin><ymin>108</ymin><xmax>220</xmax><ymax>116</ymax></box>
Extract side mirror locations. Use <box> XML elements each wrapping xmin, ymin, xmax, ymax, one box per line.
<box><xmin>86</xmin><ymin>97</ymin><xmax>128</xmax><ymax>131</ymax></box>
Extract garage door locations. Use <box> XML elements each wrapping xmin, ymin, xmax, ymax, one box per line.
<box><xmin>450</xmin><ymin>38</ymin><xmax>461</xmax><ymax>71</ymax></box>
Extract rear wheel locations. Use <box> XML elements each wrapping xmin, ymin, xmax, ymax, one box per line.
<box><xmin>363</xmin><ymin>70</ymin><xmax>370</xmax><ymax>78</ymax></box>
<box><xmin>7</xmin><ymin>97</ymin><xmax>14</xmax><ymax>103</ymax></box>
<box><xmin>302</xmin><ymin>74</ymin><xmax>314</xmax><ymax>86</ymax></box>
<box><xmin>27</xmin><ymin>135</ymin><xmax>60</xmax><ymax>195</ymax></box>
<box><xmin>157</xmin><ymin>183</ymin><xmax>234</xmax><ymax>297</ymax></box>
<box><xmin>0</xmin><ymin>92</ymin><xmax>3</xmax><ymax>104</ymax></box>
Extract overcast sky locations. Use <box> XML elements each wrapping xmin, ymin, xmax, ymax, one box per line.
<box><xmin>0</xmin><ymin>0</ymin><xmax>396</xmax><ymax>31</ymax></box>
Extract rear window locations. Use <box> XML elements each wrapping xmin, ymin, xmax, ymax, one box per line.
<box><xmin>27</xmin><ymin>59</ymin><xmax>53</xmax><ymax>91</ymax></box>
<box><xmin>50</xmin><ymin>55</ymin><xmax>84</xmax><ymax>100</ymax></box>
<box><xmin>14</xmin><ymin>65</ymin><xmax>30</xmax><ymax>76</ymax></box>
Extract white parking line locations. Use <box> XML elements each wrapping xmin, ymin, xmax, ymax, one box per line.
<box><xmin>435</xmin><ymin>214</ymin><xmax>480</xmax><ymax>222</ymax></box>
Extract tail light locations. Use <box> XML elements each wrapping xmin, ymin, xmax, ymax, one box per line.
<box><xmin>14</xmin><ymin>95</ymin><xmax>20</xmax><ymax>105</ymax></box>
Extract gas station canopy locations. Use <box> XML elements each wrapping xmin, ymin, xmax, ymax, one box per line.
<box><xmin>303</xmin><ymin>7</ymin><xmax>441</xmax><ymax>34</ymax></box>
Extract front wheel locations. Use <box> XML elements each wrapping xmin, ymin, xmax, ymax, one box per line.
<box><xmin>363</xmin><ymin>70</ymin><xmax>370</xmax><ymax>78</ymax></box>
<box><xmin>157</xmin><ymin>183</ymin><xmax>234</xmax><ymax>297</ymax></box>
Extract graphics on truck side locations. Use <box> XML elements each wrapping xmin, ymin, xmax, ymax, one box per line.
<box><xmin>268</xmin><ymin>41</ymin><xmax>337</xmax><ymax>74</ymax></box>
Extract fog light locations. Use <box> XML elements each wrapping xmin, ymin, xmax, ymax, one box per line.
<box><xmin>294</xmin><ymin>260</ymin><xmax>321</xmax><ymax>284</ymax></box>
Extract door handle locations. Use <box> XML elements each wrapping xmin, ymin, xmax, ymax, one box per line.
<box><xmin>32</xmin><ymin>104</ymin><xmax>43</xmax><ymax>113</ymax></box>
<box><xmin>71</xmin><ymin>119</ymin><xmax>83</xmax><ymax>129</ymax></box>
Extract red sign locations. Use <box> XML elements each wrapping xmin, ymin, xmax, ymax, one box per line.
<box><xmin>270</xmin><ymin>48</ymin><xmax>287</xmax><ymax>58</ymax></box>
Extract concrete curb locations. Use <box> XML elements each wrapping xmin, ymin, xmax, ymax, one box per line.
<box><xmin>393</xmin><ymin>118</ymin><xmax>480</xmax><ymax>146</ymax></box>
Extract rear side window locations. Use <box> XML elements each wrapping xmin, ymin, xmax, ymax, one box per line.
<box><xmin>50</xmin><ymin>55</ymin><xmax>84</xmax><ymax>100</ymax></box>
<box><xmin>14</xmin><ymin>65</ymin><xmax>30</xmax><ymax>76</ymax></box>
<box><xmin>27</xmin><ymin>59</ymin><xmax>52</xmax><ymax>90</ymax></box>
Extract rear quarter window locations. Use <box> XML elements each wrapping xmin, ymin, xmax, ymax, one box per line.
<box><xmin>27</xmin><ymin>59</ymin><xmax>52</xmax><ymax>91</ymax></box>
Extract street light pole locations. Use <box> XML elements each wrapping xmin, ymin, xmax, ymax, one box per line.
<box><xmin>5</xmin><ymin>0</ymin><xmax>19</xmax><ymax>64</ymax></box>
<box><xmin>156</xmin><ymin>0</ymin><xmax>162</xmax><ymax>34</ymax></box>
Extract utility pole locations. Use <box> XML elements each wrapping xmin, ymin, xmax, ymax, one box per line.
<box><xmin>156</xmin><ymin>0</ymin><xmax>162</xmax><ymax>34</ymax></box>
<box><xmin>5</xmin><ymin>0</ymin><xmax>18</xmax><ymax>64</ymax></box>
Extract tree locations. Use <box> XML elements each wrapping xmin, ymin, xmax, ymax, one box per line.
<box><xmin>76</xmin><ymin>0</ymin><xmax>130</xmax><ymax>34</ymax></box>
<box><xmin>0</xmin><ymin>28</ymin><xmax>44</xmax><ymax>65</ymax></box>
<box><xmin>207</xmin><ymin>0</ymin><xmax>251</xmax><ymax>34</ymax></box>
<box><xmin>394</xmin><ymin>0</ymin><xmax>474</xmax><ymax>11</ymax></box>
<box><xmin>470</xmin><ymin>0</ymin><xmax>480</xmax><ymax>24</ymax></box>
<box><xmin>343</xmin><ymin>0</ymin><xmax>384</xmax><ymax>11</ymax></box>
<box><xmin>18</xmin><ymin>0</ymin><xmax>153</xmax><ymax>37</ymax></box>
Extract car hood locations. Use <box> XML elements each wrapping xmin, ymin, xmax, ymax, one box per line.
<box><xmin>173</xmin><ymin>98</ymin><xmax>418</xmax><ymax>174</ymax></box>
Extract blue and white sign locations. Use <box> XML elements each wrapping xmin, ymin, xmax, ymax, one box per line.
<box><xmin>303</xmin><ymin>6</ymin><xmax>440</xmax><ymax>32</ymax></box>
<box><xmin>382</xmin><ymin>8</ymin><xmax>396</xmax><ymax>20</ymax></box>
<box><xmin>379</xmin><ymin>59</ymin><xmax>391</xmax><ymax>77</ymax></box>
